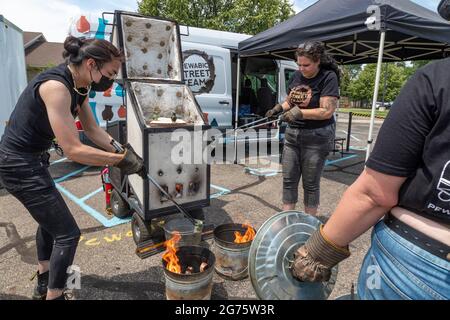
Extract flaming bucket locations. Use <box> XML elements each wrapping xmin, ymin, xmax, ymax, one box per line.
<box><xmin>213</xmin><ymin>223</ymin><xmax>256</xmax><ymax>280</ymax></box>
<box><xmin>162</xmin><ymin>243</ymin><xmax>215</xmax><ymax>300</ymax></box>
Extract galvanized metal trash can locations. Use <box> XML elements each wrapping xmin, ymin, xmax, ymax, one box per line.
<box><xmin>248</xmin><ymin>211</ymin><xmax>338</xmax><ymax>300</ymax></box>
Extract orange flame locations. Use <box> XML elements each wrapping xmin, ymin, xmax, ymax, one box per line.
<box><xmin>234</xmin><ymin>224</ymin><xmax>255</xmax><ymax>244</ymax></box>
<box><xmin>162</xmin><ymin>232</ymin><xmax>182</xmax><ymax>273</ymax></box>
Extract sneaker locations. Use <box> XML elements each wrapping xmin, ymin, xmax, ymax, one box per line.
<box><xmin>30</xmin><ymin>270</ymin><xmax>49</xmax><ymax>300</ymax></box>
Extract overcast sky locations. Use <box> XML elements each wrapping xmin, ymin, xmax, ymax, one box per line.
<box><xmin>0</xmin><ymin>0</ymin><xmax>442</xmax><ymax>42</ymax></box>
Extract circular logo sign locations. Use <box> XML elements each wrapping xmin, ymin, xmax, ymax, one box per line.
<box><xmin>182</xmin><ymin>50</ymin><xmax>216</xmax><ymax>94</ymax></box>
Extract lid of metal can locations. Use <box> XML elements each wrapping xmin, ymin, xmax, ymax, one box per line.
<box><xmin>248</xmin><ymin>210</ymin><xmax>337</xmax><ymax>300</ymax></box>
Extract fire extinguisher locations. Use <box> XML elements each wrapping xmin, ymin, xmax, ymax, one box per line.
<box><xmin>101</xmin><ymin>167</ymin><xmax>113</xmax><ymax>215</ymax></box>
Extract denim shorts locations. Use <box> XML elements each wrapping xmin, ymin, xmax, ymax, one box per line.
<box><xmin>357</xmin><ymin>220</ymin><xmax>450</xmax><ymax>300</ymax></box>
<box><xmin>282</xmin><ymin>124</ymin><xmax>335</xmax><ymax>207</ymax></box>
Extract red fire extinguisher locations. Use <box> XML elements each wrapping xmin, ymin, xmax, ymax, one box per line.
<box><xmin>101</xmin><ymin>167</ymin><xmax>113</xmax><ymax>215</ymax></box>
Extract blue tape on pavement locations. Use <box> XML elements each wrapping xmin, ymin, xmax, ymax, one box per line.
<box><xmin>50</xmin><ymin>157</ymin><xmax>67</xmax><ymax>166</ymax></box>
<box><xmin>55</xmin><ymin>183</ymin><xmax>130</xmax><ymax>228</ymax></box>
<box><xmin>244</xmin><ymin>167</ymin><xmax>281</xmax><ymax>177</ymax></box>
<box><xmin>53</xmin><ymin>166</ymin><xmax>91</xmax><ymax>183</ymax></box>
<box><xmin>53</xmin><ymin>166</ymin><xmax>129</xmax><ymax>228</ymax></box>
<box><xmin>210</xmin><ymin>184</ymin><xmax>231</xmax><ymax>198</ymax></box>
<box><xmin>325</xmin><ymin>154</ymin><xmax>359</xmax><ymax>166</ymax></box>
<box><xmin>80</xmin><ymin>187</ymin><xmax>103</xmax><ymax>202</ymax></box>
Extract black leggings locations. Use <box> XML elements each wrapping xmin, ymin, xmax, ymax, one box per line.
<box><xmin>0</xmin><ymin>149</ymin><xmax>80</xmax><ymax>290</ymax></box>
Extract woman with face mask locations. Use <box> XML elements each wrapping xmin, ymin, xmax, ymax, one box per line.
<box><xmin>265</xmin><ymin>41</ymin><xmax>340</xmax><ymax>216</ymax></box>
<box><xmin>0</xmin><ymin>36</ymin><xmax>143</xmax><ymax>300</ymax></box>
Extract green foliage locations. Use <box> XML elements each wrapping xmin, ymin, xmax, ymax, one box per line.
<box><xmin>346</xmin><ymin>63</ymin><xmax>410</xmax><ymax>104</ymax></box>
<box><xmin>341</xmin><ymin>60</ymin><xmax>434</xmax><ymax>105</ymax></box>
<box><xmin>137</xmin><ymin>0</ymin><xmax>294</xmax><ymax>34</ymax></box>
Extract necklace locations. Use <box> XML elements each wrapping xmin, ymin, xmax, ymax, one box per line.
<box><xmin>67</xmin><ymin>64</ymin><xmax>91</xmax><ymax>96</ymax></box>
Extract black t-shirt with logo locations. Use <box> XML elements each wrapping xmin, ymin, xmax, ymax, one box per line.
<box><xmin>366</xmin><ymin>58</ymin><xmax>450</xmax><ymax>224</ymax></box>
<box><xmin>0</xmin><ymin>64</ymin><xmax>87</xmax><ymax>153</ymax></box>
<box><xmin>287</xmin><ymin>68</ymin><xmax>340</xmax><ymax>129</ymax></box>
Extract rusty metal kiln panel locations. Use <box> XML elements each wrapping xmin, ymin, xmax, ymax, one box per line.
<box><xmin>147</xmin><ymin>131</ymin><xmax>208</xmax><ymax>210</ymax></box>
<box><xmin>113</xmin><ymin>13</ymin><xmax>182</xmax><ymax>82</ymax></box>
<box><xmin>131</xmin><ymin>82</ymin><xmax>205</xmax><ymax>127</ymax></box>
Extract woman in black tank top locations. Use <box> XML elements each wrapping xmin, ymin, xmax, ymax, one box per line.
<box><xmin>0</xmin><ymin>36</ymin><xmax>143</xmax><ymax>300</ymax></box>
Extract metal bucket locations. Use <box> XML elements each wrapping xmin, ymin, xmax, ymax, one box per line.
<box><xmin>163</xmin><ymin>217</ymin><xmax>203</xmax><ymax>247</ymax></box>
<box><xmin>213</xmin><ymin>223</ymin><xmax>256</xmax><ymax>280</ymax></box>
<box><xmin>162</xmin><ymin>246</ymin><xmax>215</xmax><ymax>300</ymax></box>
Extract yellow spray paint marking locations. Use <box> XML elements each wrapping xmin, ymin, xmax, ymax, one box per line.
<box><xmin>79</xmin><ymin>230</ymin><xmax>134</xmax><ymax>248</ymax></box>
<box><xmin>104</xmin><ymin>234</ymin><xmax>122</xmax><ymax>243</ymax></box>
<box><xmin>85</xmin><ymin>238</ymin><xmax>101</xmax><ymax>246</ymax></box>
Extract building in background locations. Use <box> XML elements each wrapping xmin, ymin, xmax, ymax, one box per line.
<box><xmin>23</xmin><ymin>31</ymin><xmax>64</xmax><ymax>81</ymax></box>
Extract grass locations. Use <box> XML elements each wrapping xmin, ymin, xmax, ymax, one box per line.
<box><xmin>337</xmin><ymin>108</ymin><xmax>389</xmax><ymax>118</ymax></box>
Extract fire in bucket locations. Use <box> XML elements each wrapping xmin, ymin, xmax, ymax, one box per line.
<box><xmin>234</xmin><ymin>223</ymin><xmax>256</xmax><ymax>244</ymax></box>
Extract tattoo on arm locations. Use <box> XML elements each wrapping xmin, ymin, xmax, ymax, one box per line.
<box><xmin>320</xmin><ymin>97</ymin><xmax>338</xmax><ymax>119</ymax></box>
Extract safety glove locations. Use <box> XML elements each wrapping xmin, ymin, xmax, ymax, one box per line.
<box><xmin>280</xmin><ymin>106</ymin><xmax>303</xmax><ymax>124</ymax></box>
<box><xmin>290</xmin><ymin>225</ymin><xmax>350</xmax><ymax>282</ymax></box>
<box><xmin>115</xmin><ymin>143</ymin><xmax>145</xmax><ymax>176</ymax></box>
<box><xmin>265</xmin><ymin>103</ymin><xmax>283</xmax><ymax>118</ymax></box>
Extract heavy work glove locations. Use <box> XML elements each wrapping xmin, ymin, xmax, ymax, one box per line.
<box><xmin>280</xmin><ymin>106</ymin><xmax>303</xmax><ymax>124</ymax></box>
<box><xmin>115</xmin><ymin>143</ymin><xmax>145</xmax><ymax>176</ymax></box>
<box><xmin>287</xmin><ymin>86</ymin><xmax>308</xmax><ymax>108</ymax></box>
<box><xmin>265</xmin><ymin>104</ymin><xmax>283</xmax><ymax>118</ymax></box>
<box><xmin>291</xmin><ymin>225</ymin><xmax>350</xmax><ymax>282</ymax></box>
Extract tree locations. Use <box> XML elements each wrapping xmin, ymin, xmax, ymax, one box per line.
<box><xmin>137</xmin><ymin>0</ymin><xmax>294</xmax><ymax>35</ymax></box>
<box><xmin>340</xmin><ymin>65</ymin><xmax>362</xmax><ymax>98</ymax></box>
<box><xmin>347</xmin><ymin>63</ymin><xmax>408</xmax><ymax>107</ymax></box>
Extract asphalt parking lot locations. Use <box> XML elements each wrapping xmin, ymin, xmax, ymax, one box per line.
<box><xmin>0</xmin><ymin>115</ymin><xmax>382</xmax><ymax>300</ymax></box>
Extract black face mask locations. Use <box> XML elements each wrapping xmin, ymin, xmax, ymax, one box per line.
<box><xmin>90</xmin><ymin>64</ymin><xmax>115</xmax><ymax>92</ymax></box>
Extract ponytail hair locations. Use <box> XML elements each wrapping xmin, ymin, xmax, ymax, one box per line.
<box><xmin>296</xmin><ymin>41</ymin><xmax>341</xmax><ymax>84</ymax></box>
<box><xmin>63</xmin><ymin>36</ymin><xmax>123</xmax><ymax>67</ymax></box>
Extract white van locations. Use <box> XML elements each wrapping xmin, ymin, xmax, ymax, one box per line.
<box><xmin>0</xmin><ymin>16</ymin><xmax>27</xmax><ymax>138</ymax></box>
<box><xmin>180</xmin><ymin>25</ymin><xmax>298</xmax><ymax>130</ymax></box>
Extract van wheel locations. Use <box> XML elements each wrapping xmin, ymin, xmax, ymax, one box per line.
<box><xmin>131</xmin><ymin>212</ymin><xmax>152</xmax><ymax>245</ymax></box>
<box><xmin>111</xmin><ymin>189</ymin><xmax>131</xmax><ymax>218</ymax></box>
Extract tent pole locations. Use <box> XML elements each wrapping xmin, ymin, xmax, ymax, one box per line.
<box><xmin>234</xmin><ymin>57</ymin><xmax>241</xmax><ymax>164</ymax></box>
<box><xmin>366</xmin><ymin>31</ymin><xmax>386</xmax><ymax>161</ymax></box>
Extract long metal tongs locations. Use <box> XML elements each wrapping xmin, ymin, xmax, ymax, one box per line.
<box><xmin>110</xmin><ymin>140</ymin><xmax>200</xmax><ymax>228</ymax></box>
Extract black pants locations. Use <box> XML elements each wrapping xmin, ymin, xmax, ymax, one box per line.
<box><xmin>282</xmin><ymin>124</ymin><xmax>335</xmax><ymax>207</ymax></box>
<box><xmin>0</xmin><ymin>148</ymin><xmax>80</xmax><ymax>290</ymax></box>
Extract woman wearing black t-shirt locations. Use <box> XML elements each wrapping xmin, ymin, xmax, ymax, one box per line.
<box><xmin>288</xmin><ymin>0</ymin><xmax>450</xmax><ymax>299</ymax></box>
<box><xmin>266</xmin><ymin>41</ymin><xmax>340</xmax><ymax>216</ymax></box>
<box><xmin>0</xmin><ymin>37</ymin><xmax>144</xmax><ymax>299</ymax></box>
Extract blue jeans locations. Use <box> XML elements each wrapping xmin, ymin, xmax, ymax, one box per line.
<box><xmin>282</xmin><ymin>124</ymin><xmax>335</xmax><ymax>207</ymax></box>
<box><xmin>357</xmin><ymin>221</ymin><xmax>450</xmax><ymax>300</ymax></box>
<box><xmin>0</xmin><ymin>148</ymin><xmax>80</xmax><ymax>290</ymax></box>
